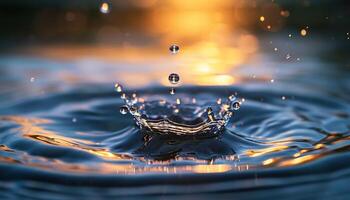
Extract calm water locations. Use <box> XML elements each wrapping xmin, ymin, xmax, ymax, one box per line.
<box><xmin>0</xmin><ymin>36</ymin><xmax>349</xmax><ymax>199</ymax></box>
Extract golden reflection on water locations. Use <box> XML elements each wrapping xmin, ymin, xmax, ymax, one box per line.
<box><xmin>1</xmin><ymin>116</ymin><xmax>349</xmax><ymax>174</ymax></box>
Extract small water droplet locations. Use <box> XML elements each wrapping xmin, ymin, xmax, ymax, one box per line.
<box><xmin>169</xmin><ymin>44</ymin><xmax>179</xmax><ymax>54</ymax></box>
<box><xmin>232</xmin><ymin>102</ymin><xmax>241</xmax><ymax>110</ymax></box>
<box><xmin>270</xmin><ymin>79</ymin><xmax>274</xmax><ymax>83</ymax></box>
<box><xmin>286</xmin><ymin>54</ymin><xmax>291</xmax><ymax>60</ymax></box>
<box><xmin>114</xmin><ymin>83</ymin><xmax>123</xmax><ymax>93</ymax></box>
<box><xmin>30</xmin><ymin>77</ymin><xmax>35</xmax><ymax>82</ymax></box>
<box><xmin>228</xmin><ymin>94</ymin><xmax>236</xmax><ymax>101</ymax></box>
<box><xmin>192</xmin><ymin>98</ymin><xmax>197</xmax><ymax>104</ymax></box>
<box><xmin>169</xmin><ymin>88</ymin><xmax>176</xmax><ymax>95</ymax></box>
<box><xmin>120</xmin><ymin>106</ymin><xmax>128</xmax><ymax>115</ymax></box>
<box><xmin>168</xmin><ymin>73</ymin><xmax>180</xmax><ymax>85</ymax></box>
<box><xmin>176</xmin><ymin>98</ymin><xmax>181</xmax><ymax>105</ymax></box>
<box><xmin>301</xmin><ymin>29</ymin><xmax>307</xmax><ymax>36</ymax></box>
<box><xmin>282</xmin><ymin>96</ymin><xmax>286</xmax><ymax>100</ymax></box>
<box><xmin>72</xmin><ymin>118</ymin><xmax>77</xmax><ymax>123</ymax></box>
<box><xmin>100</xmin><ymin>2</ymin><xmax>110</xmax><ymax>14</ymax></box>
<box><xmin>216</xmin><ymin>98</ymin><xmax>222</xmax><ymax>105</ymax></box>
<box><xmin>274</xmin><ymin>47</ymin><xmax>278</xmax><ymax>51</ymax></box>
<box><xmin>259</xmin><ymin>16</ymin><xmax>265</xmax><ymax>22</ymax></box>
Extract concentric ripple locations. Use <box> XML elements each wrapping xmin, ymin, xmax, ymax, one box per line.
<box><xmin>0</xmin><ymin>81</ymin><xmax>349</xmax><ymax>199</ymax></box>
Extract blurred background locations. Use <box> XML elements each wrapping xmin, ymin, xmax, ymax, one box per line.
<box><xmin>0</xmin><ymin>0</ymin><xmax>348</xmax><ymax>105</ymax></box>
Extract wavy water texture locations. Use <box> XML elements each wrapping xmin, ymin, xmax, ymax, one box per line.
<box><xmin>0</xmin><ymin>36</ymin><xmax>350</xmax><ymax>199</ymax></box>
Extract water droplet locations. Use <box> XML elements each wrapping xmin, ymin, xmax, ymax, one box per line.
<box><xmin>228</xmin><ymin>94</ymin><xmax>236</xmax><ymax>101</ymax></box>
<box><xmin>176</xmin><ymin>98</ymin><xmax>181</xmax><ymax>105</ymax></box>
<box><xmin>232</xmin><ymin>102</ymin><xmax>240</xmax><ymax>110</ymax></box>
<box><xmin>216</xmin><ymin>98</ymin><xmax>222</xmax><ymax>105</ymax></box>
<box><xmin>286</xmin><ymin>54</ymin><xmax>291</xmax><ymax>59</ymax></box>
<box><xmin>282</xmin><ymin>96</ymin><xmax>286</xmax><ymax>100</ymax></box>
<box><xmin>274</xmin><ymin>47</ymin><xmax>278</xmax><ymax>51</ymax></box>
<box><xmin>169</xmin><ymin>88</ymin><xmax>176</xmax><ymax>95</ymax></box>
<box><xmin>168</xmin><ymin>73</ymin><xmax>180</xmax><ymax>85</ymax></box>
<box><xmin>72</xmin><ymin>118</ymin><xmax>77</xmax><ymax>123</ymax></box>
<box><xmin>100</xmin><ymin>2</ymin><xmax>110</xmax><ymax>14</ymax></box>
<box><xmin>301</xmin><ymin>29</ymin><xmax>307</xmax><ymax>36</ymax></box>
<box><xmin>169</xmin><ymin>44</ymin><xmax>179</xmax><ymax>54</ymax></box>
<box><xmin>270</xmin><ymin>79</ymin><xmax>274</xmax><ymax>83</ymax></box>
<box><xmin>114</xmin><ymin>83</ymin><xmax>123</xmax><ymax>93</ymax></box>
<box><xmin>120</xmin><ymin>106</ymin><xmax>128</xmax><ymax>115</ymax></box>
<box><xmin>192</xmin><ymin>98</ymin><xmax>197</xmax><ymax>104</ymax></box>
<box><xmin>30</xmin><ymin>77</ymin><xmax>35</xmax><ymax>82</ymax></box>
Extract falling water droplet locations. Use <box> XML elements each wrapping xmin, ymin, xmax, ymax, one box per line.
<box><xmin>168</xmin><ymin>73</ymin><xmax>180</xmax><ymax>85</ymax></box>
<box><xmin>286</xmin><ymin>54</ymin><xmax>291</xmax><ymax>60</ymax></box>
<box><xmin>228</xmin><ymin>94</ymin><xmax>236</xmax><ymax>101</ymax></box>
<box><xmin>301</xmin><ymin>29</ymin><xmax>307</xmax><ymax>36</ymax></box>
<box><xmin>192</xmin><ymin>98</ymin><xmax>197</xmax><ymax>104</ymax></box>
<box><xmin>72</xmin><ymin>118</ymin><xmax>77</xmax><ymax>123</ymax></box>
<box><xmin>176</xmin><ymin>98</ymin><xmax>181</xmax><ymax>105</ymax></box>
<box><xmin>120</xmin><ymin>106</ymin><xmax>128</xmax><ymax>115</ymax></box>
<box><xmin>232</xmin><ymin>102</ymin><xmax>241</xmax><ymax>110</ymax></box>
<box><xmin>169</xmin><ymin>88</ymin><xmax>176</xmax><ymax>95</ymax></box>
<box><xmin>100</xmin><ymin>2</ymin><xmax>110</xmax><ymax>14</ymax></box>
<box><xmin>30</xmin><ymin>77</ymin><xmax>35</xmax><ymax>82</ymax></box>
<box><xmin>169</xmin><ymin>44</ymin><xmax>179</xmax><ymax>54</ymax></box>
<box><xmin>114</xmin><ymin>83</ymin><xmax>123</xmax><ymax>93</ymax></box>
<box><xmin>259</xmin><ymin>16</ymin><xmax>265</xmax><ymax>22</ymax></box>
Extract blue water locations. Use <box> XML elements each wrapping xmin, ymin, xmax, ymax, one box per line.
<box><xmin>0</xmin><ymin>36</ymin><xmax>349</xmax><ymax>199</ymax></box>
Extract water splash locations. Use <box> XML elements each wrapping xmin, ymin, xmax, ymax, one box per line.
<box><xmin>116</xmin><ymin>85</ymin><xmax>241</xmax><ymax>136</ymax></box>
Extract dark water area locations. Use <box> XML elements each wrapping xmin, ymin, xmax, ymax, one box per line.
<box><xmin>0</xmin><ymin>34</ymin><xmax>349</xmax><ymax>199</ymax></box>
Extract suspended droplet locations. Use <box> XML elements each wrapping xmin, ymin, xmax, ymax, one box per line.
<box><xmin>259</xmin><ymin>16</ymin><xmax>265</xmax><ymax>22</ymax></box>
<box><xmin>100</xmin><ymin>2</ymin><xmax>110</xmax><ymax>14</ymax></box>
<box><xmin>114</xmin><ymin>83</ymin><xmax>123</xmax><ymax>93</ymax></box>
<box><xmin>192</xmin><ymin>98</ymin><xmax>197</xmax><ymax>104</ymax></box>
<box><xmin>300</xmin><ymin>29</ymin><xmax>307</xmax><ymax>36</ymax></box>
<box><xmin>169</xmin><ymin>44</ymin><xmax>179</xmax><ymax>54</ymax></box>
<box><xmin>286</xmin><ymin>54</ymin><xmax>291</xmax><ymax>60</ymax></box>
<box><xmin>30</xmin><ymin>77</ymin><xmax>35</xmax><ymax>82</ymax></box>
<box><xmin>232</xmin><ymin>102</ymin><xmax>241</xmax><ymax>110</ymax></box>
<box><xmin>119</xmin><ymin>106</ymin><xmax>128</xmax><ymax>115</ymax></box>
<box><xmin>72</xmin><ymin>118</ymin><xmax>77</xmax><ymax>123</ymax></box>
<box><xmin>168</xmin><ymin>73</ymin><xmax>180</xmax><ymax>85</ymax></box>
<box><xmin>169</xmin><ymin>88</ymin><xmax>176</xmax><ymax>95</ymax></box>
<box><xmin>216</xmin><ymin>98</ymin><xmax>222</xmax><ymax>105</ymax></box>
<box><xmin>228</xmin><ymin>94</ymin><xmax>236</xmax><ymax>101</ymax></box>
